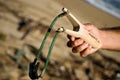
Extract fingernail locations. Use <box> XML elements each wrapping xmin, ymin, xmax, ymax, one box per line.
<box><xmin>71</xmin><ymin>37</ymin><xmax>75</xmax><ymax>41</ymax></box>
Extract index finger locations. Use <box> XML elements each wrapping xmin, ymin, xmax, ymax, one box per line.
<box><xmin>67</xmin><ymin>35</ymin><xmax>75</xmax><ymax>41</ymax></box>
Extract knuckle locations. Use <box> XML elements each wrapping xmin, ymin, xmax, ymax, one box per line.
<box><xmin>79</xmin><ymin>43</ymin><xmax>88</xmax><ymax>51</ymax></box>
<box><xmin>74</xmin><ymin>40</ymin><xmax>79</xmax><ymax>46</ymax></box>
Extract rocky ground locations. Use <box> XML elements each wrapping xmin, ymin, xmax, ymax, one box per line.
<box><xmin>0</xmin><ymin>0</ymin><xmax>120</xmax><ymax>80</ymax></box>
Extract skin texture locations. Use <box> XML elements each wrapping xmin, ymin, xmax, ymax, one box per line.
<box><xmin>67</xmin><ymin>23</ymin><xmax>120</xmax><ymax>57</ymax></box>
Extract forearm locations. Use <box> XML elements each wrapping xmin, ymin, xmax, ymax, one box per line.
<box><xmin>99</xmin><ymin>29</ymin><xmax>120</xmax><ymax>50</ymax></box>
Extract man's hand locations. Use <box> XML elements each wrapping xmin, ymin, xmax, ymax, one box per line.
<box><xmin>67</xmin><ymin>23</ymin><xmax>102</xmax><ymax>57</ymax></box>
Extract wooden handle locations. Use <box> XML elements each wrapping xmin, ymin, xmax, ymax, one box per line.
<box><xmin>58</xmin><ymin>27</ymin><xmax>101</xmax><ymax>48</ymax></box>
<box><xmin>61</xmin><ymin>8</ymin><xmax>101</xmax><ymax>48</ymax></box>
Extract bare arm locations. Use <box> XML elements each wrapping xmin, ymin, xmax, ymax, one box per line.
<box><xmin>100</xmin><ymin>29</ymin><xmax>120</xmax><ymax>50</ymax></box>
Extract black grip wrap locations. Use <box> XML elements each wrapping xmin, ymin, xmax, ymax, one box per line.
<box><xmin>29</xmin><ymin>58</ymin><xmax>40</xmax><ymax>79</ymax></box>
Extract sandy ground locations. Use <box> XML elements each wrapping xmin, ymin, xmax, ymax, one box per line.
<box><xmin>0</xmin><ymin>0</ymin><xmax>120</xmax><ymax>80</ymax></box>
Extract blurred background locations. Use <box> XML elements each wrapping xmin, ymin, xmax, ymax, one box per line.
<box><xmin>0</xmin><ymin>0</ymin><xmax>120</xmax><ymax>80</ymax></box>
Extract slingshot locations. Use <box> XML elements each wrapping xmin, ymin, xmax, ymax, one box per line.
<box><xmin>29</xmin><ymin>8</ymin><xmax>101</xmax><ymax>79</ymax></box>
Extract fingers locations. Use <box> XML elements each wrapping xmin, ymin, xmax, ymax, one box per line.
<box><xmin>67</xmin><ymin>38</ymin><xmax>84</xmax><ymax>47</ymax></box>
<box><xmin>73</xmin><ymin>39</ymin><xmax>84</xmax><ymax>47</ymax></box>
<box><xmin>72</xmin><ymin>42</ymin><xmax>88</xmax><ymax>53</ymax></box>
<box><xmin>67</xmin><ymin>36</ymin><xmax>98</xmax><ymax>57</ymax></box>
<box><xmin>66</xmin><ymin>23</ymin><xmax>100</xmax><ymax>57</ymax></box>
<box><xmin>67</xmin><ymin>41</ymin><xmax>74</xmax><ymax>47</ymax></box>
<box><xmin>67</xmin><ymin>35</ymin><xmax>75</xmax><ymax>41</ymax></box>
<box><xmin>80</xmin><ymin>45</ymin><xmax>92</xmax><ymax>57</ymax></box>
<box><xmin>71</xmin><ymin>42</ymin><xmax>96</xmax><ymax>57</ymax></box>
<box><xmin>67</xmin><ymin>35</ymin><xmax>75</xmax><ymax>47</ymax></box>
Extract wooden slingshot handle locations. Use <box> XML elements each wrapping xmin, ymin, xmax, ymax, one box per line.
<box><xmin>61</xmin><ymin>8</ymin><xmax>101</xmax><ymax>48</ymax></box>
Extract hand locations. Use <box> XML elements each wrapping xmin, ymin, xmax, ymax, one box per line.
<box><xmin>67</xmin><ymin>23</ymin><xmax>102</xmax><ymax>57</ymax></box>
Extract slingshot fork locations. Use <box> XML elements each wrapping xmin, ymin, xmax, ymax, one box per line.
<box><xmin>58</xmin><ymin>8</ymin><xmax>101</xmax><ymax>48</ymax></box>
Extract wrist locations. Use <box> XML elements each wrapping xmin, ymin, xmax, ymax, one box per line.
<box><xmin>98</xmin><ymin>30</ymin><xmax>107</xmax><ymax>49</ymax></box>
